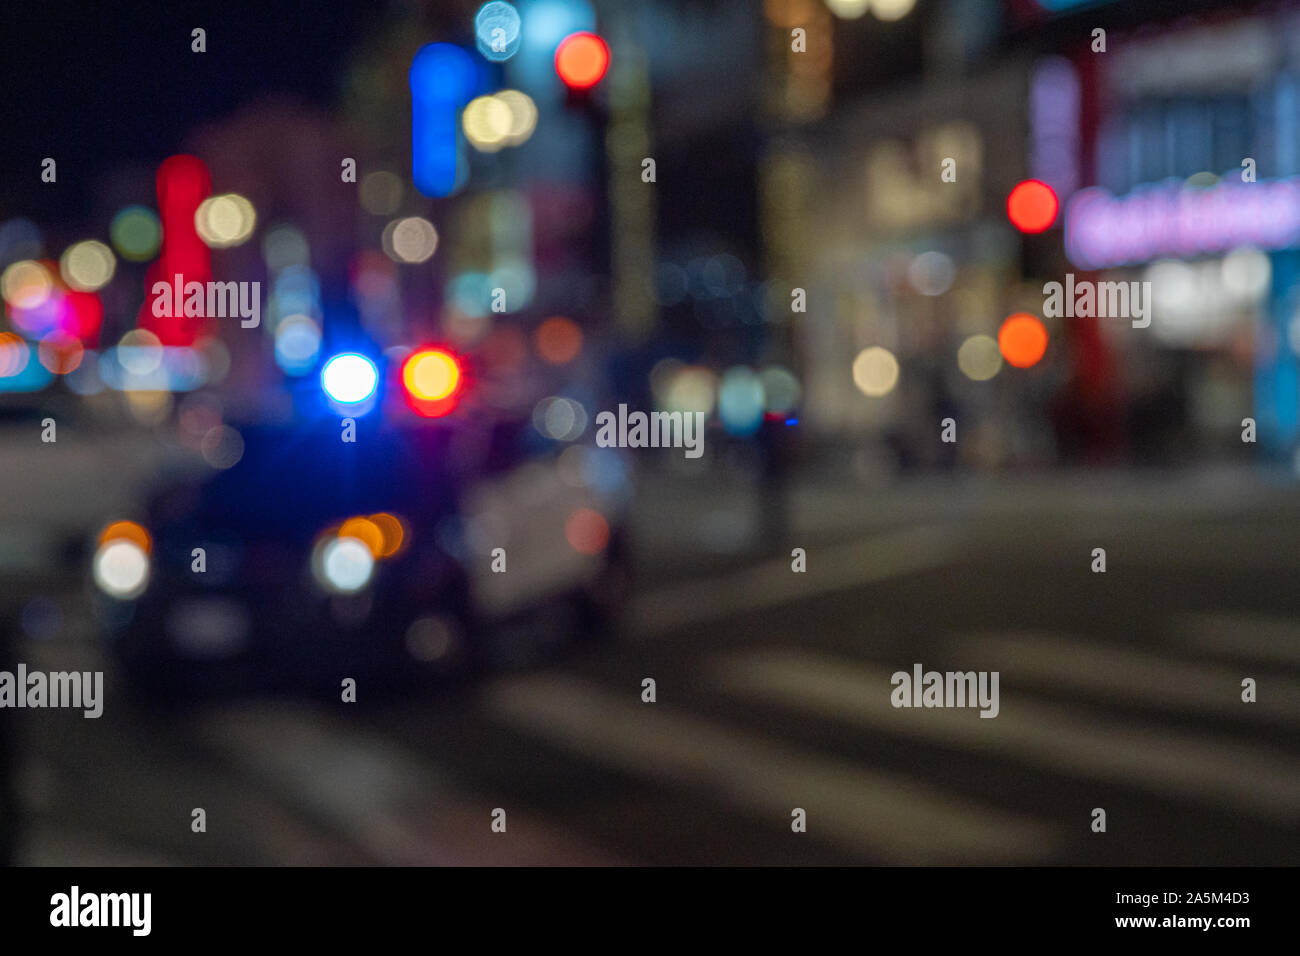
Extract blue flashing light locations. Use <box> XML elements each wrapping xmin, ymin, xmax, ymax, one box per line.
<box><xmin>321</xmin><ymin>353</ymin><xmax>379</xmax><ymax>404</ymax></box>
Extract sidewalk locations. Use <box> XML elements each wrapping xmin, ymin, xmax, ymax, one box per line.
<box><xmin>627</xmin><ymin>456</ymin><xmax>1300</xmax><ymax>585</ymax></box>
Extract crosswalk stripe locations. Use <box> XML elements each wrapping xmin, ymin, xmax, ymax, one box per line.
<box><xmin>711</xmin><ymin>648</ymin><xmax>1300</xmax><ymax>823</ymax></box>
<box><xmin>1172</xmin><ymin>612</ymin><xmax>1300</xmax><ymax>668</ymax></box>
<box><xmin>629</xmin><ymin>524</ymin><xmax>960</xmax><ymax>639</ymax></box>
<box><xmin>196</xmin><ymin>704</ymin><xmax>621</xmax><ymax>865</ymax></box>
<box><xmin>482</xmin><ymin>672</ymin><xmax>1056</xmax><ymax>863</ymax></box>
<box><xmin>951</xmin><ymin>631</ymin><xmax>1300</xmax><ymax>723</ymax></box>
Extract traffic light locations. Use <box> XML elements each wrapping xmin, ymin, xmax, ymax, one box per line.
<box><xmin>555</xmin><ymin>31</ymin><xmax>609</xmax><ymax>90</ymax></box>
<box><xmin>1007</xmin><ymin>179</ymin><xmax>1059</xmax><ymax>234</ymax></box>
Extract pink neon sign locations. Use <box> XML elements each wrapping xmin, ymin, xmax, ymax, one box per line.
<box><xmin>1065</xmin><ymin>177</ymin><xmax>1300</xmax><ymax>269</ymax></box>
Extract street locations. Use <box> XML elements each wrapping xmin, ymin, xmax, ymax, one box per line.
<box><xmin>7</xmin><ymin>462</ymin><xmax>1300</xmax><ymax>865</ymax></box>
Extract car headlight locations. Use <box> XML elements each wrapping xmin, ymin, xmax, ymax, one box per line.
<box><xmin>94</xmin><ymin>539</ymin><xmax>150</xmax><ymax>599</ymax></box>
<box><xmin>315</xmin><ymin>536</ymin><xmax>375</xmax><ymax>594</ymax></box>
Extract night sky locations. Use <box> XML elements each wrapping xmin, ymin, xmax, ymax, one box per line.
<box><xmin>0</xmin><ymin>0</ymin><xmax>376</xmax><ymax>222</ymax></box>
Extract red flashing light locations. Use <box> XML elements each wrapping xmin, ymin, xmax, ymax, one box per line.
<box><xmin>401</xmin><ymin>347</ymin><xmax>465</xmax><ymax>418</ymax></box>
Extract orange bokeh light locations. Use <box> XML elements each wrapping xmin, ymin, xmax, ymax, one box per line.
<box><xmin>555</xmin><ymin>32</ymin><xmax>610</xmax><ymax>89</ymax></box>
<box><xmin>0</xmin><ymin>332</ymin><xmax>30</xmax><ymax>378</ymax></box>
<box><xmin>368</xmin><ymin>512</ymin><xmax>407</xmax><ymax>558</ymax></box>
<box><xmin>98</xmin><ymin>520</ymin><xmax>152</xmax><ymax>555</ymax></box>
<box><xmin>339</xmin><ymin>517</ymin><xmax>385</xmax><ymax>558</ymax></box>
<box><xmin>1006</xmin><ymin>179</ymin><xmax>1058</xmax><ymax>234</ymax></box>
<box><xmin>535</xmin><ymin>316</ymin><xmax>583</xmax><ymax>365</ymax></box>
<box><xmin>998</xmin><ymin>313</ymin><xmax>1049</xmax><ymax>368</ymax></box>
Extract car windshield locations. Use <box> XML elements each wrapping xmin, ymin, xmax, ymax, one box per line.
<box><xmin>189</xmin><ymin>424</ymin><xmax>458</xmax><ymax>535</ymax></box>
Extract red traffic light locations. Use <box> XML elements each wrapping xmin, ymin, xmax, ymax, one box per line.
<box><xmin>1006</xmin><ymin>179</ymin><xmax>1059</xmax><ymax>234</ymax></box>
<box><xmin>555</xmin><ymin>32</ymin><xmax>609</xmax><ymax>90</ymax></box>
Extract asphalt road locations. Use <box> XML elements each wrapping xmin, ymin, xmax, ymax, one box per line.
<box><xmin>6</xmin><ymin>467</ymin><xmax>1300</xmax><ymax>865</ymax></box>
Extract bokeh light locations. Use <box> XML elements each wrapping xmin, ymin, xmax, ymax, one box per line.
<box><xmin>533</xmin><ymin>396</ymin><xmax>588</xmax><ymax>441</ymax></box>
<box><xmin>98</xmin><ymin>520</ymin><xmax>152</xmax><ymax>555</ymax></box>
<box><xmin>200</xmin><ymin>425</ymin><xmax>245</xmax><ymax>470</ymax></box>
<box><xmin>1221</xmin><ymin>247</ymin><xmax>1271</xmax><ymax>299</ymax></box>
<box><xmin>565</xmin><ymin>507</ymin><xmax>609</xmax><ymax>555</ymax></box>
<box><xmin>659</xmin><ymin>363</ymin><xmax>717</xmax><ymax>416</ymax></box>
<box><xmin>195</xmin><ymin>193</ymin><xmax>256</xmax><ymax>248</ymax></box>
<box><xmin>93</xmin><ymin>540</ymin><xmax>149</xmax><ymax>599</ymax></box>
<box><xmin>60</xmin><ymin>240</ymin><xmax>116</xmax><ymax>292</ymax></box>
<box><xmin>957</xmin><ymin>334</ymin><xmax>1003</xmax><ymax>381</ymax></box>
<box><xmin>382</xmin><ymin>217</ymin><xmax>438</xmax><ymax>263</ymax></box>
<box><xmin>1</xmin><ymin>260</ymin><xmax>53</xmax><ymax>309</ymax></box>
<box><xmin>718</xmin><ymin>366</ymin><xmax>765</xmax><ymax>436</ymax></box>
<box><xmin>110</xmin><ymin>206</ymin><xmax>162</xmax><ymax>262</ymax></box>
<box><xmin>339</xmin><ymin>517</ymin><xmax>385</xmax><ymax>559</ymax></box>
<box><xmin>534</xmin><ymin>316</ymin><xmax>583</xmax><ymax>364</ymax></box>
<box><xmin>496</xmin><ymin>90</ymin><xmax>539</xmax><ymax>146</ymax></box>
<box><xmin>318</xmin><ymin>536</ymin><xmax>374</xmax><ymax>594</ymax></box>
<box><xmin>409</xmin><ymin>42</ymin><xmax>479</xmax><ymax>199</ymax></box>
<box><xmin>369</xmin><ymin>512</ymin><xmax>407</xmax><ymax>558</ymax></box>
<box><xmin>760</xmin><ymin>366</ymin><xmax>802</xmax><ymax>414</ymax></box>
<box><xmin>852</xmin><ymin>346</ymin><xmax>900</xmax><ymax>397</ymax></box>
<box><xmin>463</xmin><ymin>95</ymin><xmax>514</xmax><ymax>153</ymax></box>
<box><xmin>998</xmin><ymin>313</ymin><xmax>1049</xmax><ymax>368</ymax></box>
<box><xmin>273</xmin><ymin>314</ymin><xmax>322</xmax><ymax>375</ymax></box>
<box><xmin>475</xmin><ymin>1</ymin><xmax>523</xmax><ymax>62</ymax></box>
<box><xmin>37</xmin><ymin>330</ymin><xmax>84</xmax><ymax>374</ymax></box>
<box><xmin>871</xmin><ymin>0</ymin><xmax>918</xmax><ymax>20</ymax></box>
<box><xmin>555</xmin><ymin>32</ymin><xmax>610</xmax><ymax>89</ymax></box>
<box><xmin>117</xmin><ymin>328</ymin><xmax>164</xmax><ymax>376</ymax></box>
<box><xmin>321</xmin><ymin>353</ymin><xmax>379</xmax><ymax>404</ymax></box>
<box><xmin>359</xmin><ymin>171</ymin><xmax>404</xmax><ymax>215</ymax></box>
<box><xmin>825</xmin><ymin>0</ymin><xmax>871</xmax><ymax>19</ymax></box>
<box><xmin>402</xmin><ymin>348</ymin><xmax>461</xmax><ymax>401</ymax></box>
<box><xmin>0</xmin><ymin>333</ymin><xmax>31</xmax><ymax>378</ymax></box>
<box><xmin>1007</xmin><ymin>179</ymin><xmax>1059</xmax><ymax>233</ymax></box>
<box><xmin>907</xmin><ymin>251</ymin><xmax>955</xmax><ymax>296</ymax></box>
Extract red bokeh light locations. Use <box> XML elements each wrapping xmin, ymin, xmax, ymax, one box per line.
<box><xmin>400</xmin><ymin>346</ymin><xmax>467</xmax><ymax>418</ymax></box>
<box><xmin>565</xmin><ymin>508</ymin><xmax>610</xmax><ymax>555</ymax></box>
<box><xmin>1006</xmin><ymin>179</ymin><xmax>1058</xmax><ymax>234</ymax></box>
<box><xmin>998</xmin><ymin>313</ymin><xmax>1050</xmax><ymax>368</ymax></box>
<box><xmin>555</xmin><ymin>32</ymin><xmax>609</xmax><ymax>90</ymax></box>
<box><xmin>141</xmin><ymin>155</ymin><xmax>212</xmax><ymax>345</ymax></box>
